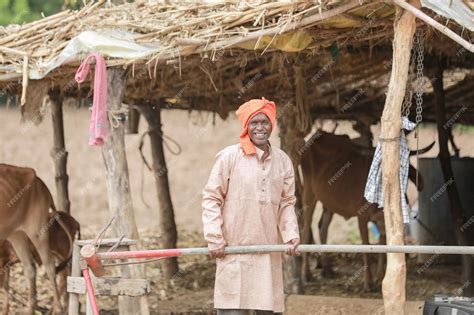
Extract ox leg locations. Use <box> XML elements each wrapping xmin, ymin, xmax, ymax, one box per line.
<box><xmin>8</xmin><ymin>233</ymin><xmax>36</xmax><ymax>315</ymax></box>
<box><xmin>370</xmin><ymin>210</ymin><xmax>386</xmax><ymax>285</ymax></box>
<box><xmin>319</xmin><ymin>209</ymin><xmax>335</xmax><ymax>278</ymax></box>
<box><xmin>57</xmin><ymin>266</ymin><xmax>70</xmax><ymax>310</ymax></box>
<box><xmin>1</xmin><ymin>264</ymin><xmax>10</xmax><ymax>315</ymax></box>
<box><xmin>27</xmin><ymin>234</ymin><xmax>62</xmax><ymax>314</ymax></box>
<box><xmin>375</xmin><ymin>222</ymin><xmax>387</xmax><ymax>286</ymax></box>
<box><xmin>357</xmin><ymin>218</ymin><xmax>376</xmax><ymax>292</ymax></box>
<box><xmin>301</xmin><ymin>190</ymin><xmax>317</xmax><ymax>283</ymax></box>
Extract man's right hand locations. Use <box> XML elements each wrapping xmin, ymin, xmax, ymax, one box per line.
<box><xmin>209</xmin><ymin>245</ymin><xmax>226</xmax><ymax>258</ymax></box>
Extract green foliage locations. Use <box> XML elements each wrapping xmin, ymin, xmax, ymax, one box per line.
<box><xmin>0</xmin><ymin>0</ymin><xmax>64</xmax><ymax>26</ymax></box>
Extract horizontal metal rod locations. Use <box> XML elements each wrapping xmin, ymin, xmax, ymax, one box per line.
<box><xmin>96</xmin><ymin>244</ymin><xmax>474</xmax><ymax>260</ymax></box>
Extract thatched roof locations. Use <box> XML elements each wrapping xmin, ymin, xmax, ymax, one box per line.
<box><xmin>0</xmin><ymin>0</ymin><xmax>472</xmax><ymax>124</ymax></box>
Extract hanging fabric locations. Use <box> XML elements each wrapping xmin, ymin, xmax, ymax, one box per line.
<box><xmin>364</xmin><ymin>31</ymin><xmax>425</xmax><ymax>223</ymax></box>
<box><xmin>364</xmin><ymin>117</ymin><xmax>417</xmax><ymax>223</ymax></box>
<box><xmin>75</xmin><ymin>52</ymin><xmax>108</xmax><ymax>146</ymax></box>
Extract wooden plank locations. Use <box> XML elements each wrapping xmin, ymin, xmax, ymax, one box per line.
<box><xmin>68</xmin><ymin>243</ymin><xmax>81</xmax><ymax>315</ymax></box>
<box><xmin>67</xmin><ymin>277</ymin><xmax>150</xmax><ymax>297</ymax></box>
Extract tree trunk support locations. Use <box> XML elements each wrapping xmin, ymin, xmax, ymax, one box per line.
<box><xmin>136</xmin><ymin>103</ymin><xmax>179</xmax><ymax>280</ymax></box>
<box><xmin>49</xmin><ymin>88</ymin><xmax>71</xmax><ymax>213</ymax></box>
<box><xmin>380</xmin><ymin>2</ymin><xmax>418</xmax><ymax>314</ymax></box>
<box><xmin>101</xmin><ymin>68</ymin><xmax>149</xmax><ymax>315</ymax></box>
<box><xmin>278</xmin><ymin>99</ymin><xmax>305</xmax><ymax>295</ymax></box>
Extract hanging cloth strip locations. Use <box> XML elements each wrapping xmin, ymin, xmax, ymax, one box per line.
<box><xmin>364</xmin><ymin>117</ymin><xmax>416</xmax><ymax>223</ymax></box>
<box><xmin>75</xmin><ymin>52</ymin><xmax>108</xmax><ymax>146</ymax></box>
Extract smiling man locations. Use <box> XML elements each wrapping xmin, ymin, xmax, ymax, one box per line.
<box><xmin>202</xmin><ymin>97</ymin><xmax>300</xmax><ymax>314</ymax></box>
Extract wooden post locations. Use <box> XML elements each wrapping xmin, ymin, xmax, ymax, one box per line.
<box><xmin>101</xmin><ymin>68</ymin><xmax>149</xmax><ymax>315</ymax></box>
<box><xmin>49</xmin><ymin>88</ymin><xmax>71</xmax><ymax>213</ymax></box>
<box><xmin>432</xmin><ymin>58</ymin><xmax>473</xmax><ymax>295</ymax></box>
<box><xmin>125</xmin><ymin>107</ymin><xmax>140</xmax><ymax>134</ymax></box>
<box><xmin>380</xmin><ymin>3</ymin><xmax>418</xmax><ymax>314</ymax></box>
<box><xmin>278</xmin><ymin>99</ymin><xmax>305</xmax><ymax>295</ymax></box>
<box><xmin>136</xmin><ymin>103</ymin><xmax>179</xmax><ymax>279</ymax></box>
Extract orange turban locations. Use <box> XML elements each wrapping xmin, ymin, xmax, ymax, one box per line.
<box><xmin>235</xmin><ymin>97</ymin><xmax>277</xmax><ymax>155</ymax></box>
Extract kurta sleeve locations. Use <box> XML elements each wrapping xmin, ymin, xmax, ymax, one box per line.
<box><xmin>202</xmin><ymin>149</ymin><xmax>231</xmax><ymax>250</ymax></box>
<box><xmin>278</xmin><ymin>156</ymin><xmax>300</xmax><ymax>243</ymax></box>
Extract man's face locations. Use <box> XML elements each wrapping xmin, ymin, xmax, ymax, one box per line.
<box><xmin>248</xmin><ymin>113</ymin><xmax>272</xmax><ymax>147</ymax></box>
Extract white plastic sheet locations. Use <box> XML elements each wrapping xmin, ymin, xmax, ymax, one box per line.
<box><xmin>29</xmin><ymin>29</ymin><xmax>160</xmax><ymax>79</ymax></box>
<box><xmin>421</xmin><ymin>0</ymin><xmax>474</xmax><ymax>32</ymax></box>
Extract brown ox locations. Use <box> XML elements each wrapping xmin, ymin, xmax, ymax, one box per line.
<box><xmin>0</xmin><ymin>164</ymin><xmax>74</xmax><ymax>314</ymax></box>
<box><xmin>300</xmin><ymin>131</ymin><xmax>430</xmax><ymax>291</ymax></box>
<box><xmin>0</xmin><ymin>211</ymin><xmax>80</xmax><ymax>314</ymax></box>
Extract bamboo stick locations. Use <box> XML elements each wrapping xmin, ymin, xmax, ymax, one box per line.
<box><xmin>393</xmin><ymin>0</ymin><xmax>473</xmax><ymax>53</ymax></box>
<box><xmin>0</xmin><ymin>46</ymin><xmax>28</xmax><ymax>56</ymax></box>
<box><xmin>20</xmin><ymin>55</ymin><xmax>28</xmax><ymax>105</ymax></box>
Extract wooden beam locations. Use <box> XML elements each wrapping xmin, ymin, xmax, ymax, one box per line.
<box><xmin>380</xmin><ymin>2</ymin><xmax>418</xmax><ymax>314</ymax></box>
<box><xmin>101</xmin><ymin>68</ymin><xmax>149</xmax><ymax>315</ymax></box>
<box><xmin>67</xmin><ymin>277</ymin><xmax>150</xmax><ymax>296</ymax></box>
<box><xmin>49</xmin><ymin>88</ymin><xmax>71</xmax><ymax>213</ymax></box>
<box><xmin>136</xmin><ymin>103</ymin><xmax>179</xmax><ymax>279</ymax></box>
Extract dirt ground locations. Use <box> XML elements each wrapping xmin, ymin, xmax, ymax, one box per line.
<box><xmin>0</xmin><ymin>105</ymin><xmax>473</xmax><ymax>314</ymax></box>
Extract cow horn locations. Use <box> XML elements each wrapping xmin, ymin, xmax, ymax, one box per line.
<box><xmin>410</xmin><ymin>141</ymin><xmax>435</xmax><ymax>156</ymax></box>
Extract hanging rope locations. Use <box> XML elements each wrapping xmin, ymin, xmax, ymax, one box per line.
<box><xmin>108</xmin><ymin>103</ymin><xmax>129</xmax><ymax>129</ymax></box>
<box><xmin>138</xmin><ymin>126</ymin><xmax>182</xmax><ymax>172</ymax></box>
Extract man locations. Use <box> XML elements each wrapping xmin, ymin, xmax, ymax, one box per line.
<box><xmin>202</xmin><ymin>97</ymin><xmax>300</xmax><ymax>314</ymax></box>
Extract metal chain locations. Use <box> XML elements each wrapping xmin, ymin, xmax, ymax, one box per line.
<box><xmin>402</xmin><ymin>53</ymin><xmax>415</xmax><ymax>117</ymax></box>
<box><xmin>415</xmin><ymin>31</ymin><xmax>424</xmax><ymax>125</ymax></box>
<box><xmin>414</xmin><ymin>31</ymin><xmax>424</xmax><ymax>190</ymax></box>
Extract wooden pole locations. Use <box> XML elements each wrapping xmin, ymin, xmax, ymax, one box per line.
<box><xmin>49</xmin><ymin>88</ymin><xmax>71</xmax><ymax>213</ymax></box>
<box><xmin>101</xmin><ymin>68</ymin><xmax>149</xmax><ymax>315</ymax></box>
<box><xmin>380</xmin><ymin>2</ymin><xmax>418</xmax><ymax>314</ymax></box>
<box><xmin>278</xmin><ymin>97</ymin><xmax>305</xmax><ymax>295</ymax></box>
<box><xmin>432</xmin><ymin>58</ymin><xmax>473</xmax><ymax>296</ymax></box>
<box><xmin>136</xmin><ymin>103</ymin><xmax>179</xmax><ymax>279</ymax></box>
<box><xmin>125</xmin><ymin>107</ymin><xmax>140</xmax><ymax>134</ymax></box>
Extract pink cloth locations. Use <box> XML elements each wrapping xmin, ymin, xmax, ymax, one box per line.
<box><xmin>202</xmin><ymin>144</ymin><xmax>300</xmax><ymax>312</ymax></box>
<box><xmin>75</xmin><ymin>52</ymin><xmax>108</xmax><ymax>146</ymax></box>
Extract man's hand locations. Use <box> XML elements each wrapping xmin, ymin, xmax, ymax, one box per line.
<box><xmin>285</xmin><ymin>238</ymin><xmax>300</xmax><ymax>256</ymax></box>
<box><xmin>209</xmin><ymin>245</ymin><xmax>226</xmax><ymax>258</ymax></box>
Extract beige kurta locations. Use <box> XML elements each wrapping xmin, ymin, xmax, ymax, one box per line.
<box><xmin>202</xmin><ymin>143</ymin><xmax>300</xmax><ymax>312</ymax></box>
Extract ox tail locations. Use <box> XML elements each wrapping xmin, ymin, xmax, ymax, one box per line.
<box><xmin>409</xmin><ymin>141</ymin><xmax>435</xmax><ymax>156</ymax></box>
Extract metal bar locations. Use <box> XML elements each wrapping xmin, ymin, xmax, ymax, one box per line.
<box><xmin>82</xmin><ymin>268</ymin><xmax>100</xmax><ymax>315</ymax></box>
<box><xmin>97</xmin><ymin>244</ymin><xmax>474</xmax><ymax>260</ymax></box>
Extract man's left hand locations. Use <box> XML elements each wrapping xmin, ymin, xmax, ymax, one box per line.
<box><xmin>285</xmin><ymin>238</ymin><xmax>300</xmax><ymax>256</ymax></box>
